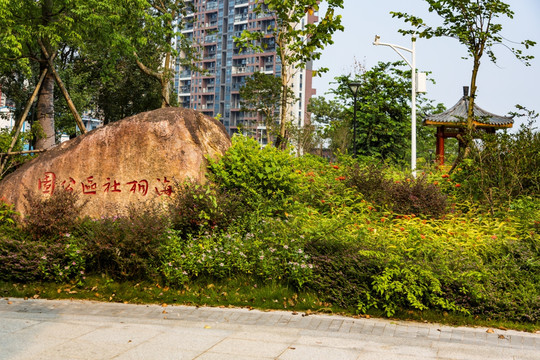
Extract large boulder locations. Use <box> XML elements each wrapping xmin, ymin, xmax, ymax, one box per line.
<box><xmin>0</xmin><ymin>107</ymin><xmax>231</xmax><ymax>218</ymax></box>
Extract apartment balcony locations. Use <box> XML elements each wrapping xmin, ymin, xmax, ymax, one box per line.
<box><xmin>202</xmin><ymin>86</ymin><xmax>215</xmax><ymax>93</ymax></box>
<box><xmin>256</xmin><ymin>12</ymin><xmax>273</xmax><ymax>19</ymax></box>
<box><xmin>204</xmin><ymin>21</ymin><xmax>218</xmax><ymax>28</ymax></box>
<box><xmin>232</xmin><ymin>66</ymin><xmax>247</xmax><ymax>74</ymax></box>
<box><xmin>231</xmin><ymin>83</ymin><xmax>245</xmax><ymax>91</ymax></box>
<box><xmin>234</xmin><ymin>0</ymin><xmax>248</xmax><ymax>7</ymax></box>
<box><xmin>234</xmin><ymin>14</ymin><xmax>248</xmax><ymax>23</ymax></box>
<box><xmin>204</xmin><ymin>52</ymin><xmax>217</xmax><ymax>60</ymax></box>
<box><xmin>263</xmin><ymin>65</ymin><xmax>274</xmax><ymax>73</ymax></box>
<box><xmin>204</xmin><ymin>34</ymin><xmax>218</xmax><ymax>43</ymax></box>
<box><xmin>179</xmin><ymin>71</ymin><xmax>191</xmax><ymax>79</ymax></box>
<box><xmin>202</xmin><ymin>69</ymin><xmax>216</xmax><ymax>76</ymax></box>
<box><xmin>206</xmin><ymin>1</ymin><xmax>218</xmax><ymax>11</ymax></box>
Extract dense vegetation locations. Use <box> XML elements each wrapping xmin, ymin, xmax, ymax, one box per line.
<box><xmin>0</xmin><ymin>129</ymin><xmax>539</xmax><ymax>327</ymax></box>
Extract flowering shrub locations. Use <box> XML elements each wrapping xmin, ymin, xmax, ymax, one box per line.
<box><xmin>38</xmin><ymin>236</ymin><xmax>86</xmax><ymax>283</ymax></box>
<box><xmin>160</xmin><ymin>219</ymin><xmax>312</xmax><ymax>288</ymax></box>
<box><xmin>168</xmin><ymin>181</ymin><xmax>245</xmax><ymax>237</ymax></box>
<box><xmin>0</xmin><ymin>234</ymin><xmax>85</xmax><ymax>283</ymax></box>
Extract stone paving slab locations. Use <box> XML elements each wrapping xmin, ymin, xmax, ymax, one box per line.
<box><xmin>0</xmin><ymin>297</ymin><xmax>539</xmax><ymax>360</ymax></box>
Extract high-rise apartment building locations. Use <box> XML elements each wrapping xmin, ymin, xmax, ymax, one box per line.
<box><xmin>175</xmin><ymin>0</ymin><xmax>317</xmax><ymax>141</ymax></box>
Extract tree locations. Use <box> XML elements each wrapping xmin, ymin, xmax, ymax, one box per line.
<box><xmin>392</xmin><ymin>0</ymin><xmax>536</xmax><ymax>167</ymax></box>
<box><xmin>0</xmin><ymin>0</ymin><xmax>147</xmax><ymax>149</ymax></box>
<box><xmin>239</xmin><ymin>72</ymin><xmax>294</xmax><ymax>145</ymax></box>
<box><xmin>235</xmin><ymin>0</ymin><xmax>344</xmax><ymax>147</ymax></box>
<box><xmin>332</xmin><ymin>62</ymin><xmax>417</xmax><ymax>162</ymax></box>
<box><xmin>132</xmin><ymin>0</ymin><xmax>196</xmax><ymax>108</ymax></box>
<box><xmin>307</xmin><ymin>96</ymin><xmax>350</xmax><ymax>155</ymax></box>
<box><xmin>318</xmin><ymin>61</ymin><xmax>441</xmax><ymax>163</ymax></box>
<box><xmin>1</xmin><ymin>0</ymin><xmax>74</xmax><ymax>149</ymax></box>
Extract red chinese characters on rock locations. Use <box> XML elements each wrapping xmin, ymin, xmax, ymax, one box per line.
<box><xmin>126</xmin><ymin>180</ymin><xmax>149</xmax><ymax>196</ymax></box>
<box><xmin>38</xmin><ymin>172</ymin><xmax>56</xmax><ymax>194</ymax></box>
<box><xmin>81</xmin><ymin>176</ymin><xmax>98</xmax><ymax>195</ymax></box>
<box><xmin>61</xmin><ymin>177</ymin><xmax>76</xmax><ymax>192</ymax></box>
<box><xmin>155</xmin><ymin>177</ymin><xmax>173</xmax><ymax>196</ymax></box>
<box><xmin>103</xmin><ymin>178</ymin><xmax>122</xmax><ymax>193</ymax></box>
<box><xmin>37</xmin><ymin>173</ymin><xmax>172</xmax><ymax>196</ymax></box>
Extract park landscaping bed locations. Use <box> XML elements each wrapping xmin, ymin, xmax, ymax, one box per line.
<box><xmin>1</xmin><ymin>135</ymin><xmax>539</xmax><ymax>332</ymax></box>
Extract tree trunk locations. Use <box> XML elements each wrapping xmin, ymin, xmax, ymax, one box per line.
<box><xmin>161</xmin><ymin>19</ymin><xmax>173</xmax><ymax>108</ymax></box>
<box><xmin>35</xmin><ymin>0</ymin><xmax>55</xmax><ymax>150</ymax></box>
<box><xmin>35</xmin><ymin>62</ymin><xmax>56</xmax><ymax>150</ymax></box>
<box><xmin>276</xmin><ymin>35</ymin><xmax>289</xmax><ymax>149</ymax></box>
<box><xmin>450</xmin><ymin>55</ymin><xmax>480</xmax><ymax>173</ymax></box>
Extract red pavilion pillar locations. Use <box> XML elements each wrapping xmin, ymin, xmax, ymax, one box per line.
<box><xmin>436</xmin><ymin>126</ymin><xmax>445</xmax><ymax>165</ymax></box>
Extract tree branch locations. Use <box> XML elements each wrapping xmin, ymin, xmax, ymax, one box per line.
<box><xmin>134</xmin><ymin>52</ymin><xmax>163</xmax><ymax>80</ymax></box>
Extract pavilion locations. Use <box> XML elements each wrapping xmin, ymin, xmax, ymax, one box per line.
<box><xmin>423</xmin><ymin>86</ymin><xmax>514</xmax><ymax>165</ymax></box>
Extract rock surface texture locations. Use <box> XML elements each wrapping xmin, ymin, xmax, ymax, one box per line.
<box><xmin>0</xmin><ymin>107</ymin><xmax>231</xmax><ymax>218</ymax></box>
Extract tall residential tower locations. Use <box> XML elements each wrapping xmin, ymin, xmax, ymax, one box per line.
<box><xmin>175</xmin><ymin>0</ymin><xmax>317</xmax><ymax>141</ymax></box>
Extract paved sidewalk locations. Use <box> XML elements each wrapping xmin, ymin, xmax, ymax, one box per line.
<box><xmin>0</xmin><ymin>297</ymin><xmax>538</xmax><ymax>360</ymax></box>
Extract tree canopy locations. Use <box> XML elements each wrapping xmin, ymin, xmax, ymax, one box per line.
<box><xmin>391</xmin><ymin>0</ymin><xmax>536</xmax><ymax>167</ymax></box>
<box><xmin>235</xmin><ymin>0</ymin><xmax>344</xmax><ymax>147</ymax></box>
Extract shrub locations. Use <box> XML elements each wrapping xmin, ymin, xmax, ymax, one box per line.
<box><xmin>0</xmin><ymin>235</ymin><xmax>85</xmax><ymax>283</ymax></box>
<box><xmin>81</xmin><ymin>204</ymin><xmax>169</xmax><ymax>280</ymax></box>
<box><xmin>160</xmin><ymin>219</ymin><xmax>312</xmax><ymax>288</ymax></box>
<box><xmin>346</xmin><ymin>162</ymin><xmax>390</xmax><ymax>206</ymax></box>
<box><xmin>387</xmin><ymin>176</ymin><xmax>448</xmax><ymax>218</ymax></box>
<box><xmin>23</xmin><ymin>189</ymin><xmax>87</xmax><ymax>240</ymax></box>
<box><xmin>347</xmin><ymin>163</ymin><xmax>447</xmax><ymax>217</ymax></box>
<box><xmin>0</xmin><ymin>199</ymin><xmax>19</xmax><ymax>228</ymax></box>
<box><xmin>451</xmin><ymin>121</ymin><xmax>540</xmax><ymax>208</ymax></box>
<box><xmin>305</xmin><ymin>238</ymin><xmax>381</xmax><ymax>308</ymax></box>
<box><xmin>168</xmin><ymin>181</ymin><xmax>246</xmax><ymax>237</ymax></box>
<box><xmin>208</xmin><ymin>135</ymin><xmax>300</xmax><ymax>205</ymax></box>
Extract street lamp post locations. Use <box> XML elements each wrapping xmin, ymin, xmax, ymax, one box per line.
<box><xmin>347</xmin><ymin>81</ymin><xmax>361</xmax><ymax>157</ymax></box>
<box><xmin>373</xmin><ymin>34</ymin><xmax>418</xmax><ymax>177</ymax></box>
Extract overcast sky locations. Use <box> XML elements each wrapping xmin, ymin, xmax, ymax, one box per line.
<box><xmin>313</xmin><ymin>0</ymin><xmax>540</xmax><ymax>128</ymax></box>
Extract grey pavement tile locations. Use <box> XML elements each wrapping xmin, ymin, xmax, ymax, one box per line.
<box><xmin>339</xmin><ymin>320</ymin><xmax>354</xmax><ymax>333</ymax></box>
<box><xmin>195</xmin><ymin>352</ymin><xmax>274</xmax><ymax>360</ymax></box>
<box><xmin>349</xmin><ymin>323</ymin><xmax>366</xmax><ymax>334</ymax></box>
<box><xmin>229</xmin><ymin>329</ymin><xmax>299</xmax><ymax>343</ymax></box>
<box><xmin>383</xmin><ymin>344</ymin><xmax>438</xmax><ymax>358</ymax></box>
<box><xmin>357</xmin><ymin>351</ymin><xmax>437</xmax><ymax>360</ymax></box>
<box><xmin>435</xmin><ymin>342</ymin><xmax>532</xmax><ymax>360</ymax></box>
<box><xmin>140</xmin><ymin>331</ymin><xmax>227</xmax><ymax>352</ymax></box>
<box><xmin>0</xmin><ymin>317</ymin><xmax>40</xmax><ymax>333</ymax></box>
<box><xmin>370</xmin><ymin>324</ymin><xmax>386</xmax><ymax>336</ymax></box>
<box><xmin>114</xmin><ymin>346</ymin><xmax>202</xmax><ymax>360</ymax></box>
<box><xmin>11</xmin><ymin>320</ymin><xmax>97</xmax><ymax>340</ymax></box>
<box><xmin>315</xmin><ymin>319</ymin><xmax>333</xmax><ymax>331</ymax></box>
<box><xmin>205</xmin><ymin>337</ymin><xmax>290</xmax><ymax>358</ymax></box>
<box><xmin>76</xmin><ymin>324</ymin><xmax>162</xmax><ymax>345</ymax></box>
<box><xmin>295</xmin><ymin>335</ymin><xmax>367</xmax><ymax>351</ymax></box>
<box><xmin>38</xmin><ymin>339</ymin><xmax>132</xmax><ymax>360</ymax></box>
<box><xmin>0</xmin><ymin>333</ymin><xmax>67</xmax><ymax>360</ymax></box>
<box><xmin>328</xmin><ymin>319</ymin><xmax>344</xmax><ymax>332</ymax></box>
<box><xmin>278</xmin><ymin>344</ymin><xmax>361</xmax><ymax>360</ymax></box>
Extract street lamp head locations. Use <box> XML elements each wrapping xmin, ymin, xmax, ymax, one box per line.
<box><xmin>373</xmin><ymin>35</ymin><xmax>380</xmax><ymax>45</ymax></box>
<box><xmin>347</xmin><ymin>81</ymin><xmax>361</xmax><ymax>96</ymax></box>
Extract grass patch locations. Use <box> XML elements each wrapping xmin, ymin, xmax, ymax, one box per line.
<box><xmin>1</xmin><ymin>276</ymin><xmax>538</xmax><ymax>333</ymax></box>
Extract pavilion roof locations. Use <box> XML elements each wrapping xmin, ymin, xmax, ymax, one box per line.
<box><xmin>424</xmin><ymin>88</ymin><xmax>514</xmax><ymax>128</ymax></box>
